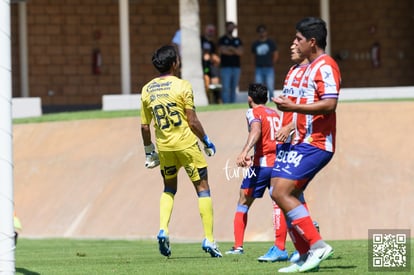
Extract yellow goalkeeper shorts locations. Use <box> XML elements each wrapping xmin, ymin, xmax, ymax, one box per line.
<box><xmin>159</xmin><ymin>142</ymin><xmax>208</xmax><ymax>182</ymax></box>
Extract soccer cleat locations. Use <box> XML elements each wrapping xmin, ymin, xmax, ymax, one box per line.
<box><xmin>157</xmin><ymin>230</ymin><xmax>171</xmax><ymax>257</ymax></box>
<box><xmin>288</xmin><ymin>250</ymin><xmax>300</xmax><ymax>263</ymax></box>
<box><xmin>278</xmin><ymin>261</ymin><xmax>319</xmax><ymax>273</ymax></box>
<box><xmin>257</xmin><ymin>245</ymin><xmax>288</xmax><ymax>262</ymax></box>
<box><xmin>202</xmin><ymin>238</ymin><xmax>222</xmax><ymax>258</ymax></box>
<box><xmin>298</xmin><ymin>244</ymin><xmax>333</xmax><ymax>272</ymax></box>
<box><xmin>278</xmin><ymin>262</ymin><xmax>303</xmax><ymax>273</ymax></box>
<box><xmin>225</xmin><ymin>246</ymin><xmax>244</xmax><ymax>255</ymax></box>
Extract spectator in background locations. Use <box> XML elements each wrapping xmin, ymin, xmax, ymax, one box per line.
<box><xmin>172</xmin><ymin>26</ymin><xmax>221</xmax><ymax>104</ymax></box>
<box><xmin>218</xmin><ymin>21</ymin><xmax>243</xmax><ymax>103</ymax></box>
<box><xmin>251</xmin><ymin>24</ymin><xmax>279</xmax><ymax>100</ymax></box>
<box><xmin>201</xmin><ymin>24</ymin><xmax>222</xmax><ymax>104</ymax></box>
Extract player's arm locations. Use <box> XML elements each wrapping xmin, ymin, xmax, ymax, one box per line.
<box><xmin>141</xmin><ymin>124</ymin><xmax>152</xmax><ymax>146</ymax></box>
<box><xmin>236</xmin><ymin>121</ymin><xmax>261</xmax><ymax>167</ymax></box>
<box><xmin>186</xmin><ymin>108</ymin><xmax>207</xmax><ymax>140</ymax></box>
<box><xmin>273</xmin><ymin>96</ymin><xmax>337</xmax><ymax>115</ymax></box>
<box><xmin>186</xmin><ymin>108</ymin><xmax>216</xmax><ymax>156</ymax></box>
<box><xmin>140</xmin><ymin>97</ymin><xmax>159</xmax><ymax>169</ymax></box>
<box><xmin>276</xmin><ymin>121</ymin><xmax>294</xmax><ymax>142</ymax></box>
<box><xmin>141</xmin><ymin>123</ymin><xmax>160</xmax><ymax>169</ymax></box>
<box><xmin>140</xmin><ymin>98</ymin><xmax>153</xmax><ymax>146</ymax></box>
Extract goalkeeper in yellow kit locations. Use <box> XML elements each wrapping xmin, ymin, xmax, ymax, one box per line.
<box><xmin>140</xmin><ymin>45</ymin><xmax>222</xmax><ymax>258</ymax></box>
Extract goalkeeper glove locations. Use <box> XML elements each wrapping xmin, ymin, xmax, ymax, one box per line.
<box><xmin>202</xmin><ymin>135</ymin><xmax>216</xmax><ymax>157</ymax></box>
<box><xmin>144</xmin><ymin>143</ymin><xmax>160</xmax><ymax>169</ymax></box>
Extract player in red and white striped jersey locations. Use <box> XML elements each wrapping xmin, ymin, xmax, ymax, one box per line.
<box><xmin>293</xmin><ymin>53</ymin><xmax>340</xmax><ymax>152</ymax></box>
<box><xmin>277</xmin><ymin>43</ymin><xmax>309</xmax><ymax>144</ymax></box>
<box><xmin>262</xmin><ymin>43</ymin><xmax>310</xmax><ymax>263</ymax></box>
<box><xmin>271</xmin><ymin>17</ymin><xmax>341</xmax><ymax>273</ymax></box>
<box><xmin>226</xmin><ymin>83</ymin><xmax>284</xmax><ymax>258</ymax></box>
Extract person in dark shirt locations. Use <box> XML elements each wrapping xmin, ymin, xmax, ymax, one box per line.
<box><xmin>251</xmin><ymin>24</ymin><xmax>279</xmax><ymax>100</ymax></box>
<box><xmin>218</xmin><ymin>21</ymin><xmax>243</xmax><ymax>103</ymax></box>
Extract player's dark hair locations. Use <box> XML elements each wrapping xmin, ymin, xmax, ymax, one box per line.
<box><xmin>152</xmin><ymin>45</ymin><xmax>177</xmax><ymax>73</ymax></box>
<box><xmin>248</xmin><ymin>83</ymin><xmax>268</xmax><ymax>104</ymax></box>
<box><xmin>296</xmin><ymin>17</ymin><xmax>327</xmax><ymax>50</ymax></box>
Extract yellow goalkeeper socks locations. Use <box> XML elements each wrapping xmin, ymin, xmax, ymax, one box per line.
<box><xmin>159</xmin><ymin>192</ymin><xmax>174</xmax><ymax>234</ymax></box>
<box><xmin>198</xmin><ymin>196</ymin><xmax>214</xmax><ymax>242</ymax></box>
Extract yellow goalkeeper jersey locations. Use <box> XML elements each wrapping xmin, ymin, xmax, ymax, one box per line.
<box><xmin>141</xmin><ymin>75</ymin><xmax>198</xmax><ymax>151</ymax></box>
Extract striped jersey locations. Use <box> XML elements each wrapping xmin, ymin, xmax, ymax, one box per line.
<box><xmin>140</xmin><ymin>75</ymin><xmax>198</xmax><ymax>151</ymax></box>
<box><xmin>245</xmin><ymin>105</ymin><xmax>280</xmax><ymax>167</ymax></box>
<box><xmin>280</xmin><ymin>62</ymin><xmax>309</xmax><ymax>143</ymax></box>
<box><xmin>295</xmin><ymin>54</ymin><xmax>341</xmax><ymax>152</ymax></box>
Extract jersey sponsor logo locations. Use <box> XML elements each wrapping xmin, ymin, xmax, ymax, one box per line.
<box><xmin>147</xmin><ymin>81</ymin><xmax>173</xmax><ymax>92</ymax></box>
<box><xmin>282</xmin><ymin>87</ymin><xmax>301</xmax><ymax>97</ymax></box>
<box><xmin>184</xmin><ymin>165</ymin><xmax>195</xmax><ymax>178</ymax></box>
<box><xmin>150</xmin><ymin>93</ymin><xmax>169</xmax><ymax>102</ymax></box>
<box><xmin>282</xmin><ymin>87</ymin><xmax>295</xmax><ymax>95</ymax></box>
<box><xmin>164</xmin><ymin>165</ymin><xmax>177</xmax><ymax>176</ymax></box>
<box><xmin>324</xmin><ymin>71</ymin><xmax>331</xmax><ymax>79</ymax></box>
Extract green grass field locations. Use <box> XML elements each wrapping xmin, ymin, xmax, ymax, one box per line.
<box><xmin>15</xmin><ymin>238</ymin><xmax>413</xmax><ymax>274</ymax></box>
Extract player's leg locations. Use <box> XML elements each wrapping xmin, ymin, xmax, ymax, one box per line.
<box><xmin>157</xmin><ymin>177</ymin><xmax>176</xmax><ymax>257</ymax></box>
<box><xmin>181</xmin><ymin>144</ymin><xmax>222</xmax><ymax>257</ymax></box>
<box><xmin>229</xmin><ymin>166</ymin><xmax>270</xmax><ymax>255</ymax></box>
<box><xmin>271</xmin><ymin>177</ymin><xmax>317</xmax><ymax>272</ymax></box>
<box><xmin>193</xmin><ymin>174</ymin><xmax>214</xmax><ymax>242</ymax></box>
<box><xmin>157</xmin><ymin>151</ymin><xmax>180</xmax><ymax>257</ymax></box>
<box><xmin>159</xmin><ymin>177</ymin><xmax>177</xmax><ymax>236</ymax></box>
<box><xmin>193</xmin><ymin>174</ymin><xmax>222</xmax><ymax>257</ymax></box>
<box><xmin>272</xmin><ymin>144</ymin><xmax>333</xmax><ymax>272</ymax></box>
<box><xmin>272</xmin><ymin>200</ymin><xmax>287</xmax><ymax>251</ymax></box>
<box><xmin>287</xmin><ymin>192</ymin><xmax>307</xmax><ymax>263</ymax></box>
<box><xmin>257</xmin><ymin>183</ymin><xmax>289</xmax><ymax>262</ymax></box>
<box><xmin>226</xmin><ymin>187</ymin><xmax>255</xmax><ymax>254</ymax></box>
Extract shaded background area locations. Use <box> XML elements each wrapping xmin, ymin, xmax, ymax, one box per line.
<box><xmin>14</xmin><ymin>102</ymin><xmax>414</xmax><ymax>241</ymax></box>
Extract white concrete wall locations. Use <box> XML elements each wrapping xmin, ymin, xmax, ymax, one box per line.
<box><xmin>102</xmin><ymin>94</ymin><xmax>141</xmax><ymax>111</ymax></box>
<box><xmin>102</xmin><ymin>86</ymin><xmax>414</xmax><ymax>111</ymax></box>
<box><xmin>12</xmin><ymin>97</ymin><xmax>42</xmax><ymax>118</ymax></box>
